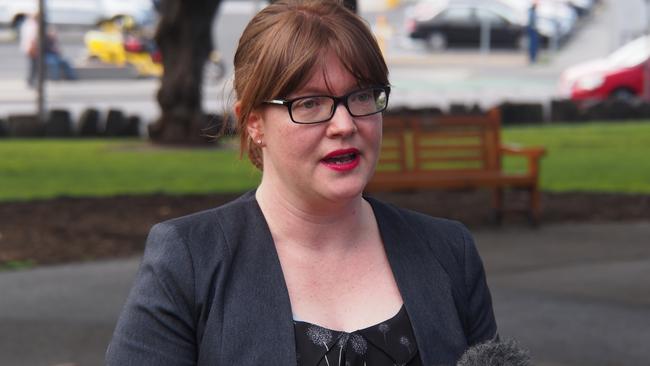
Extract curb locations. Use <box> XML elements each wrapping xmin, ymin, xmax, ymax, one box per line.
<box><xmin>73</xmin><ymin>64</ymin><xmax>139</xmax><ymax>80</ymax></box>
<box><xmin>387</xmin><ymin>52</ymin><xmax>530</xmax><ymax>68</ymax></box>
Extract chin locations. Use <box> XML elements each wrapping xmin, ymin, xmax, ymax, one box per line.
<box><xmin>321</xmin><ymin>178</ymin><xmax>368</xmax><ymax>202</ymax></box>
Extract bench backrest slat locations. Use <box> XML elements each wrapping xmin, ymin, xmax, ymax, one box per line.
<box><xmin>377</xmin><ymin>108</ymin><xmax>502</xmax><ymax>174</ymax></box>
<box><xmin>377</xmin><ymin>126</ymin><xmax>409</xmax><ymax>171</ymax></box>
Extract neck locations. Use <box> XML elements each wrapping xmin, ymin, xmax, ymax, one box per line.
<box><xmin>255</xmin><ymin>182</ymin><xmax>370</xmax><ymax>253</ymax></box>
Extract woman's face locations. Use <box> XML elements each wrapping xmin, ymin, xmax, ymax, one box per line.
<box><xmin>254</xmin><ymin>51</ymin><xmax>383</xmax><ymax>205</ymax></box>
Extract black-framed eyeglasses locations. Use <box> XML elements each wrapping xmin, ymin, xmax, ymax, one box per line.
<box><xmin>263</xmin><ymin>86</ymin><xmax>391</xmax><ymax>124</ymax></box>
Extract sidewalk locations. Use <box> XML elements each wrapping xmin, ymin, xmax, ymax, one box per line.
<box><xmin>481</xmin><ymin>221</ymin><xmax>650</xmax><ymax>366</ymax></box>
<box><xmin>1</xmin><ymin>220</ymin><xmax>648</xmax><ymax>366</ymax></box>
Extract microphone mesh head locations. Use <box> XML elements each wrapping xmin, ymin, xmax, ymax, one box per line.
<box><xmin>456</xmin><ymin>338</ymin><xmax>531</xmax><ymax>366</ymax></box>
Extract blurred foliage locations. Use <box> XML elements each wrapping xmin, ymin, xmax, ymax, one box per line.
<box><xmin>0</xmin><ymin>260</ymin><xmax>35</xmax><ymax>271</ymax></box>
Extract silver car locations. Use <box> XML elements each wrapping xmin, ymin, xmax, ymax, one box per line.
<box><xmin>0</xmin><ymin>0</ymin><xmax>153</xmax><ymax>29</ymax></box>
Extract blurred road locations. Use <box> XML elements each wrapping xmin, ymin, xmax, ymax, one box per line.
<box><xmin>1</xmin><ymin>221</ymin><xmax>649</xmax><ymax>366</ymax></box>
<box><xmin>0</xmin><ymin>0</ymin><xmax>648</xmax><ymax>122</ymax></box>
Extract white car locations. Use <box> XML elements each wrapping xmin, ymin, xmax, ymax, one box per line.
<box><xmin>0</xmin><ymin>0</ymin><xmax>154</xmax><ymax>29</ymax></box>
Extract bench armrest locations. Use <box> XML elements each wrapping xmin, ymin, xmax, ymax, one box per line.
<box><xmin>500</xmin><ymin>144</ymin><xmax>546</xmax><ymax>177</ymax></box>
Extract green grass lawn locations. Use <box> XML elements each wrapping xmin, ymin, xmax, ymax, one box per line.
<box><xmin>502</xmin><ymin>121</ymin><xmax>650</xmax><ymax>193</ymax></box>
<box><xmin>1</xmin><ymin>120</ymin><xmax>649</xmax><ymax>201</ymax></box>
<box><xmin>0</xmin><ymin>139</ymin><xmax>261</xmax><ymax>201</ymax></box>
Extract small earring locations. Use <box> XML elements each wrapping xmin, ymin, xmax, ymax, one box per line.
<box><xmin>257</xmin><ymin>139</ymin><xmax>263</xmax><ymax>145</ymax></box>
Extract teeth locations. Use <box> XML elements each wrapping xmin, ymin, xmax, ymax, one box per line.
<box><xmin>327</xmin><ymin>153</ymin><xmax>356</xmax><ymax>164</ymax></box>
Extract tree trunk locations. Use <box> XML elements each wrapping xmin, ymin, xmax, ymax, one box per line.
<box><xmin>343</xmin><ymin>0</ymin><xmax>357</xmax><ymax>12</ymax></box>
<box><xmin>268</xmin><ymin>0</ymin><xmax>357</xmax><ymax>13</ymax></box>
<box><xmin>149</xmin><ymin>0</ymin><xmax>222</xmax><ymax>144</ymax></box>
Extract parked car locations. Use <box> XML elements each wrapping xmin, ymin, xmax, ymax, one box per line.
<box><xmin>565</xmin><ymin>0</ymin><xmax>597</xmax><ymax>17</ymax></box>
<box><xmin>405</xmin><ymin>1</ymin><xmax>528</xmax><ymax>50</ymax></box>
<box><xmin>0</xmin><ymin>0</ymin><xmax>154</xmax><ymax>29</ymax></box>
<box><xmin>558</xmin><ymin>35</ymin><xmax>650</xmax><ymax>103</ymax></box>
<box><xmin>405</xmin><ymin>0</ymin><xmax>577</xmax><ymax>51</ymax></box>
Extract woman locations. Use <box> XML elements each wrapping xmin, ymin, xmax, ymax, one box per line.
<box><xmin>106</xmin><ymin>1</ymin><xmax>497</xmax><ymax>365</ymax></box>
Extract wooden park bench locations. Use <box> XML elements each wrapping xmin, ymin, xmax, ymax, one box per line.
<box><xmin>366</xmin><ymin>108</ymin><xmax>547</xmax><ymax>224</ymax></box>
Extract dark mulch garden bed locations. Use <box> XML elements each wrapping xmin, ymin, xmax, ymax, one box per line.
<box><xmin>1</xmin><ymin>190</ymin><xmax>648</xmax><ymax>267</ymax></box>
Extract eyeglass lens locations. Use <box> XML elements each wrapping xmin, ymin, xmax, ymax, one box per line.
<box><xmin>291</xmin><ymin>87</ymin><xmax>387</xmax><ymax>123</ymax></box>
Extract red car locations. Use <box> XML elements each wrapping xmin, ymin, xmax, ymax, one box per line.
<box><xmin>558</xmin><ymin>35</ymin><xmax>650</xmax><ymax>103</ymax></box>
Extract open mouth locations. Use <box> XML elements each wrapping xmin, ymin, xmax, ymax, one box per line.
<box><xmin>323</xmin><ymin>152</ymin><xmax>358</xmax><ymax>165</ymax></box>
<box><xmin>321</xmin><ymin>149</ymin><xmax>361</xmax><ymax>172</ymax></box>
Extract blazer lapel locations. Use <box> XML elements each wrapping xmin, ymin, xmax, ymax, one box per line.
<box><xmin>368</xmin><ymin>197</ymin><xmax>467</xmax><ymax>365</ymax></box>
<box><xmin>217</xmin><ymin>193</ymin><xmax>466</xmax><ymax>365</ymax></box>
<box><xmin>218</xmin><ymin>196</ymin><xmax>297</xmax><ymax>365</ymax></box>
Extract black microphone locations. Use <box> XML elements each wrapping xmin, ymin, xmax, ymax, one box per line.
<box><xmin>456</xmin><ymin>338</ymin><xmax>531</xmax><ymax>366</ymax></box>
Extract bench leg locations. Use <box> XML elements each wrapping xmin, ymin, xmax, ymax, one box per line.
<box><xmin>491</xmin><ymin>187</ymin><xmax>504</xmax><ymax>225</ymax></box>
<box><xmin>529</xmin><ymin>185</ymin><xmax>541</xmax><ymax>227</ymax></box>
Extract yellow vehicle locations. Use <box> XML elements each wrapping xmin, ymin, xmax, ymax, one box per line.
<box><xmin>83</xmin><ymin>16</ymin><xmax>162</xmax><ymax>77</ymax></box>
<box><xmin>84</xmin><ymin>15</ymin><xmax>227</xmax><ymax>81</ymax></box>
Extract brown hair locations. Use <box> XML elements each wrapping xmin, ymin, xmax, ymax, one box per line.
<box><xmin>233</xmin><ymin>0</ymin><xmax>389</xmax><ymax>169</ymax></box>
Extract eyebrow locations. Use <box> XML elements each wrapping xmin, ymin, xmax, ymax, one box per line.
<box><xmin>288</xmin><ymin>84</ymin><xmax>366</xmax><ymax>99</ymax></box>
<box><xmin>288</xmin><ymin>87</ymin><xmax>333</xmax><ymax>98</ymax></box>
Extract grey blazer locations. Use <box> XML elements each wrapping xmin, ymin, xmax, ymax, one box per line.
<box><xmin>106</xmin><ymin>191</ymin><xmax>497</xmax><ymax>365</ymax></box>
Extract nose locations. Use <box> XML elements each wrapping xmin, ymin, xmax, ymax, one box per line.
<box><xmin>325</xmin><ymin>103</ymin><xmax>357</xmax><ymax>138</ymax></box>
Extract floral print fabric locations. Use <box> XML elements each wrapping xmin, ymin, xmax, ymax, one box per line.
<box><xmin>294</xmin><ymin>305</ymin><xmax>422</xmax><ymax>366</ymax></box>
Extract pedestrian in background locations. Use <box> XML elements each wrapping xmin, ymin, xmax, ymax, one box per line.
<box><xmin>19</xmin><ymin>13</ymin><xmax>38</xmax><ymax>86</ymax></box>
<box><xmin>527</xmin><ymin>0</ymin><xmax>540</xmax><ymax>64</ymax></box>
<box><xmin>19</xmin><ymin>12</ymin><xmax>76</xmax><ymax>87</ymax></box>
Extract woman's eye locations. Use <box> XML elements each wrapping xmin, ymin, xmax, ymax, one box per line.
<box><xmin>295</xmin><ymin>98</ymin><xmax>319</xmax><ymax>109</ymax></box>
<box><xmin>353</xmin><ymin>91</ymin><xmax>372</xmax><ymax>102</ymax></box>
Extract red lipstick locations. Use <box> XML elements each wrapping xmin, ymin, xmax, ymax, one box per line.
<box><xmin>321</xmin><ymin>148</ymin><xmax>360</xmax><ymax>172</ymax></box>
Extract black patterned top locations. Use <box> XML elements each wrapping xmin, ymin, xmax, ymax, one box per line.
<box><xmin>294</xmin><ymin>305</ymin><xmax>423</xmax><ymax>366</ymax></box>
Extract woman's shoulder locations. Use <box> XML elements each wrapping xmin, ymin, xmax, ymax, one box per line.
<box><xmin>366</xmin><ymin>195</ymin><xmax>475</xmax><ymax>267</ymax></box>
<box><xmin>145</xmin><ymin>191</ymin><xmax>260</xmax><ymax>260</ymax></box>
<box><xmin>155</xmin><ymin>190</ymin><xmax>257</xmax><ymax>230</ymax></box>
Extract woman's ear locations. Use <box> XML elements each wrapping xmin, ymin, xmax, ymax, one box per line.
<box><xmin>235</xmin><ymin>101</ymin><xmax>265</xmax><ymax>144</ymax></box>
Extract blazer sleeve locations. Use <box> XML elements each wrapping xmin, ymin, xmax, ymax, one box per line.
<box><xmin>106</xmin><ymin>223</ymin><xmax>198</xmax><ymax>366</ymax></box>
<box><xmin>460</xmin><ymin>225</ymin><xmax>498</xmax><ymax>345</ymax></box>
